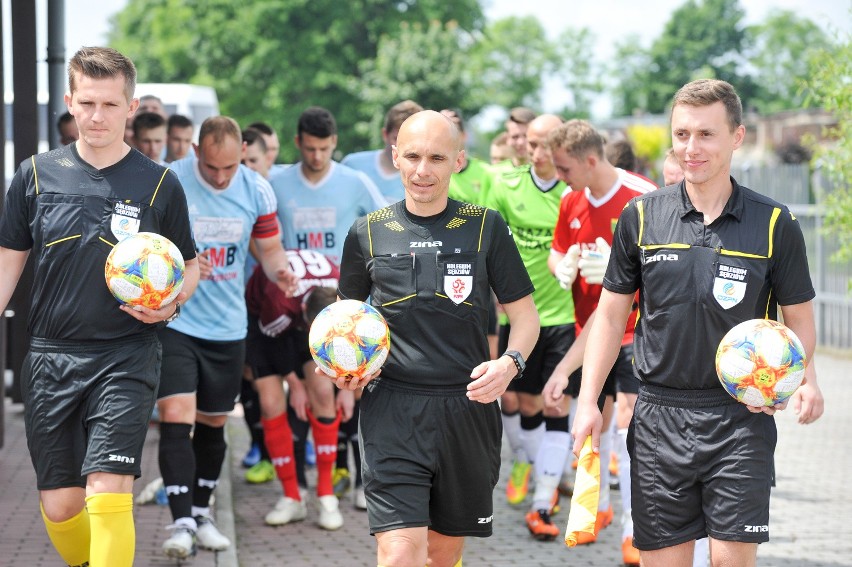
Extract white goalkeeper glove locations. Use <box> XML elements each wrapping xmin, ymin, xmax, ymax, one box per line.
<box><xmin>578</xmin><ymin>237</ymin><xmax>611</xmax><ymax>285</ymax></box>
<box><xmin>555</xmin><ymin>244</ymin><xmax>581</xmax><ymax>290</ymax></box>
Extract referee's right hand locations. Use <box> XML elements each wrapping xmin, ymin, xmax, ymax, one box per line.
<box><xmin>570</xmin><ymin>400</ymin><xmax>603</xmax><ymax>457</ymax></box>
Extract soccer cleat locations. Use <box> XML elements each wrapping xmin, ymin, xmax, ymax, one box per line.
<box><xmin>245</xmin><ymin>459</ymin><xmax>275</xmax><ymax>484</ymax></box>
<box><xmin>265</xmin><ymin>496</ymin><xmax>308</xmax><ymax>526</ymax></box>
<box><xmin>162</xmin><ymin>525</ymin><xmax>197</xmax><ymax>559</ymax></box>
<box><xmin>195</xmin><ymin>515</ymin><xmax>231</xmax><ymax>551</ymax></box>
<box><xmin>525</xmin><ymin>508</ymin><xmax>560</xmax><ymax>541</ymax></box>
<box><xmin>506</xmin><ymin>461</ymin><xmax>532</xmax><ymax>505</ymax></box>
<box><xmin>354</xmin><ymin>486</ymin><xmax>367</xmax><ymax>510</ymax></box>
<box><xmin>242</xmin><ymin>443</ymin><xmax>262</xmax><ymax>468</ymax></box>
<box><xmin>317</xmin><ymin>495</ymin><xmax>344</xmax><ymax>530</ymax></box>
<box><xmin>332</xmin><ymin>467</ymin><xmax>351</xmax><ymax>498</ymax></box>
<box><xmin>622</xmin><ymin>536</ymin><xmax>641</xmax><ymax>566</ymax></box>
<box><xmin>574</xmin><ymin>505</ymin><xmax>614</xmax><ymax>545</ymax></box>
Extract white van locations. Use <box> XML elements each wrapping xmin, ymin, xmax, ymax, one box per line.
<box><xmin>134</xmin><ymin>83</ymin><xmax>220</xmax><ymax>131</ymax></box>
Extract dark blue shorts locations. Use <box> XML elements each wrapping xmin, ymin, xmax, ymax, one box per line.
<box><xmin>628</xmin><ymin>384</ymin><xmax>777</xmax><ymax>550</ymax></box>
<box><xmin>22</xmin><ymin>333</ymin><xmax>161</xmax><ymax>489</ymax></box>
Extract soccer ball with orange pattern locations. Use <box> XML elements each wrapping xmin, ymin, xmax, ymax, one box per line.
<box><xmin>715</xmin><ymin>318</ymin><xmax>806</xmax><ymax>406</ymax></box>
<box><xmin>104</xmin><ymin>232</ymin><xmax>185</xmax><ymax>310</ymax></box>
<box><xmin>309</xmin><ymin>300</ymin><xmax>390</xmax><ymax>380</ymax></box>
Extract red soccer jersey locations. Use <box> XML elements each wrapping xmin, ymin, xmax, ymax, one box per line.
<box><xmin>246</xmin><ymin>249</ymin><xmax>339</xmax><ymax>336</ymax></box>
<box><xmin>551</xmin><ymin>170</ymin><xmax>656</xmax><ymax>343</ymax></box>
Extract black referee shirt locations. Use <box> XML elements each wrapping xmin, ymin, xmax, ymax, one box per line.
<box><xmin>338</xmin><ymin>199</ymin><xmax>534</xmax><ymax>387</ymax></box>
<box><xmin>604</xmin><ymin>178</ymin><xmax>815</xmax><ymax>390</ymax></box>
<box><xmin>0</xmin><ymin>145</ymin><xmax>195</xmax><ymax>341</ymax></box>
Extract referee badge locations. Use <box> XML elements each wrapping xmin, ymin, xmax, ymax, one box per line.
<box><xmin>110</xmin><ymin>201</ymin><xmax>142</xmax><ymax>241</ymax></box>
<box><xmin>444</xmin><ymin>262</ymin><xmax>473</xmax><ymax>304</ymax></box>
<box><xmin>713</xmin><ymin>264</ymin><xmax>747</xmax><ymax>309</ymax></box>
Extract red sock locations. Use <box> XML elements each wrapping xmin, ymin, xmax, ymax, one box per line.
<box><xmin>308</xmin><ymin>410</ymin><xmax>340</xmax><ymax>497</ymax></box>
<box><xmin>262</xmin><ymin>413</ymin><xmax>301</xmax><ymax>501</ymax></box>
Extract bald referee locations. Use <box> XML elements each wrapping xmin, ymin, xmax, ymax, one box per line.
<box><xmin>335</xmin><ymin>110</ymin><xmax>540</xmax><ymax>567</ymax></box>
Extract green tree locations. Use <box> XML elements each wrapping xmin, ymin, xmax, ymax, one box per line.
<box><xmin>610</xmin><ymin>36</ymin><xmax>652</xmax><ymax>117</ymax></box>
<box><xmin>746</xmin><ymin>10</ymin><xmax>833</xmax><ymax>114</ymax></box>
<box><xmin>551</xmin><ymin>27</ymin><xmax>602</xmax><ymax>119</ymax></box>
<box><xmin>804</xmin><ymin>35</ymin><xmax>852</xmax><ymax>264</ymax></box>
<box><xmin>467</xmin><ymin>16</ymin><xmax>556</xmax><ymax>110</ymax></box>
<box><xmin>109</xmin><ymin>0</ymin><xmax>484</xmax><ymax>161</ymax></box>
<box><xmin>613</xmin><ymin>0</ymin><xmax>755</xmax><ymax>114</ymax></box>
<box><xmin>348</xmin><ymin>20</ymin><xmax>473</xmax><ymax>148</ymax></box>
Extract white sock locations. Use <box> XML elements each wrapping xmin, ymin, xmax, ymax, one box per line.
<box><xmin>617</xmin><ymin>428</ymin><xmax>632</xmax><ymax>538</ymax></box>
<box><xmin>501</xmin><ymin>412</ymin><xmax>527</xmax><ymax>463</ymax></box>
<box><xmin>693</xmin><ymin>537</ymin><xmax>709</xmax><ymax>567</ymax></box>
<box><xmin>191</xmin><ymin>506</ymin><xmax>210</xmax><ymax>519</ymax></box>
<box><xmin>174</xmin><ymin>516</ymin><xmax>197</xmax><ymax>531</ymax></box>
<box><xmin>531</xmin><ymin>430</ymin><xmax>571</xmax><ymax>510</ymax></box>
<box><xmin>519</xmin><ymin>421</ymin><xmax>545</xmax><ymax>467</ymax></box>
<box><xmin>598</xmin><ymin>429</ymin><xmax>612</xmax><ymax>511</ymax></box>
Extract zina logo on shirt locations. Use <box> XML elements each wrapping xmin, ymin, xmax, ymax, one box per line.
<box><xmin>444</xmin><ymin>262</ymin><xmax>473</xmax><ymax>304</ymax></box>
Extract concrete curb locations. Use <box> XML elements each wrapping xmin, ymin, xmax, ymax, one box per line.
<box><xmin>215</xmin><ymin>424</ymin><xmax>239</xmax><ymax>567</ymax></box>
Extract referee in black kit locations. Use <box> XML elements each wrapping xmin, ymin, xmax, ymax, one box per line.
<box><xmin>333</xmin><ymin>110</ymin><xmax>540</xmax><ymax>567</ymax></box>
<box><xmin>572</xmin><ymin>79</ymin><xmax>825</xmax><ymax>567</ymax></box>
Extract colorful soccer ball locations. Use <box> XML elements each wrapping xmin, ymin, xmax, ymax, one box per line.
<box><xmin>715</xmin><ymin>319</ymin><xmax>807</xmax><ymax>407</ymax></box>
<box><xmin>105</xmin><ymin>232</ymin><xmax>185</xmax><ymax>309</ymax></box>
<box><xmin>308</xmin><ymin>300</ymin><xmax>390</xmax><ymax>380</ymax></box>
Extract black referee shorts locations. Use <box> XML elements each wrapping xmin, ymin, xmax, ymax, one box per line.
<box><xmin>628</xmin><ymin>384</ymin><xmax>777</xmax><ymax>550</ymax></box>
<box><xmin>359</xmin><ymin>378</ymin><xmax>502</xmax><ymax>537</ymax></box>
<box><xmin>22</xmin><ymin>334</ymin><xmax>161</xmax><ymax>489</ymax></box>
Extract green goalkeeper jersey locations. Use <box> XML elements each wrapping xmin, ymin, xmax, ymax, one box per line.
<box><xmin>448</xmin><ymin>157</ymin><xmax>494</xmax><ymax>207</ymax></box>
<box><xmin>488</xmin><ymin>165</ymin><xmax>575</xmax><ymax>327</ymax></box>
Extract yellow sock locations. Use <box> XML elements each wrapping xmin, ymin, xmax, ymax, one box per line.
<box><xmin>85</xmin><ymin>492</ymin><xmax>135</xmax><ymax>567</ymax></box>
<box><xmin>41</xmin><ymin>503</ymin><xmax>90</xmax><ymax>567</ymax></box>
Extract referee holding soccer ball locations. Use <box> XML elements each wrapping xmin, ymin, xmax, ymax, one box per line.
<box><xmin>335</xmin><ymin>110</ymin><xmax>540</xmax><ymax>567</ymax></box>
<box><xmin>571</xmin><ymin>79</ymin><xmax>824</xmax><ymax>567</ymax></box>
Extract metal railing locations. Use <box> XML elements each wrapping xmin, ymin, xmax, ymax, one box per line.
<box><xmin>733</xmin><ymin>164</ymin><xmax>852</xmax><ymax>349</ymax></box>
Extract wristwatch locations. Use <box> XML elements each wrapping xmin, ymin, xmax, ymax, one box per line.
<box><xmin>165</xmin><ymin>302</ymin><xmax>181</xmax><ymax>323</ymax></box>
<box><xmin>503</xmin><ymin>350</ymin><xmax>526</xmax><ymax>379</ymax></box>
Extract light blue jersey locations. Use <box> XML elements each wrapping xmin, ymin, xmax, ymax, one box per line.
<box><xmin>170</xmin><ymin>156</ymin><xmax>279</xmax><ymax>341</ymax></box>
<box><xmin>341</xmin><ymin>149</ymin><xmax>402</xmax><ymax>205</ymax></box>
<box><xmin>270</xmin><ymin>161</ymin><xmax>385</xmax><ymax>265</ymax></box>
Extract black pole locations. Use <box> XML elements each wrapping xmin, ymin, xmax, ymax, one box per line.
<box><xmin>47</xmin><ymin>0</ymin><xmax>66</xmax><ymax>149</ymax></box>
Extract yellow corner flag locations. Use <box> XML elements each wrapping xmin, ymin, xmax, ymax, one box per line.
<box><xmin>564</xmin><ymin>436</ymin><xmax>600</xmax><ymax>547</ymax></box>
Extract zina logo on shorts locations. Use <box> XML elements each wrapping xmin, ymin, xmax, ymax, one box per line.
<box><xmin>477</xmin><ymin>515</ymin><xmax>493</xmax><ymax>524</ymax></box>
<box><xmin>744</xmin><ymin>524</ymin><xmax>768</xmax><ymax>533</ymax></box>
<box><xmin>108</xmin><ymin>453</ymin><xmax>135</xmax><ymax>464</ymax></box>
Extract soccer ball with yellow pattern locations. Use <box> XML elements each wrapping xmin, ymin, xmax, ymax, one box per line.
<box><xmin>105</xmin><ymin>232</ymin><xmax>185</xmax><ymax>310</ymax></box>
<box><xmin>715</xmin><ymin>319</ymin><xmax>806</xmax><ymax>407</ymax></box>
<box><xmin>309</xmin><ymin>300</ymin><xmax>390</xmax><ymax>380</ymax></box>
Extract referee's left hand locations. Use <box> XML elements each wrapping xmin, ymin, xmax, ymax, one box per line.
<box><xmin>467</xmin><ymin>357</ymin><xmax>515</xmax><ymax>404</ymax></box>
<box><xmin>120</xmin><ymin>291</ymin><xmax>187</xmax><ymax>324</ymax></box>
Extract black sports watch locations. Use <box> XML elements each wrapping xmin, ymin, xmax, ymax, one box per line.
<box><xmin>165</xmin><ymin>302</ymin><xmax>181</xmax><ymax>323</ymax></box>
<box><xmin>503</xmin><ymin>350</ymin><xmax>526</xmax><ymax>379</ymax></box>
